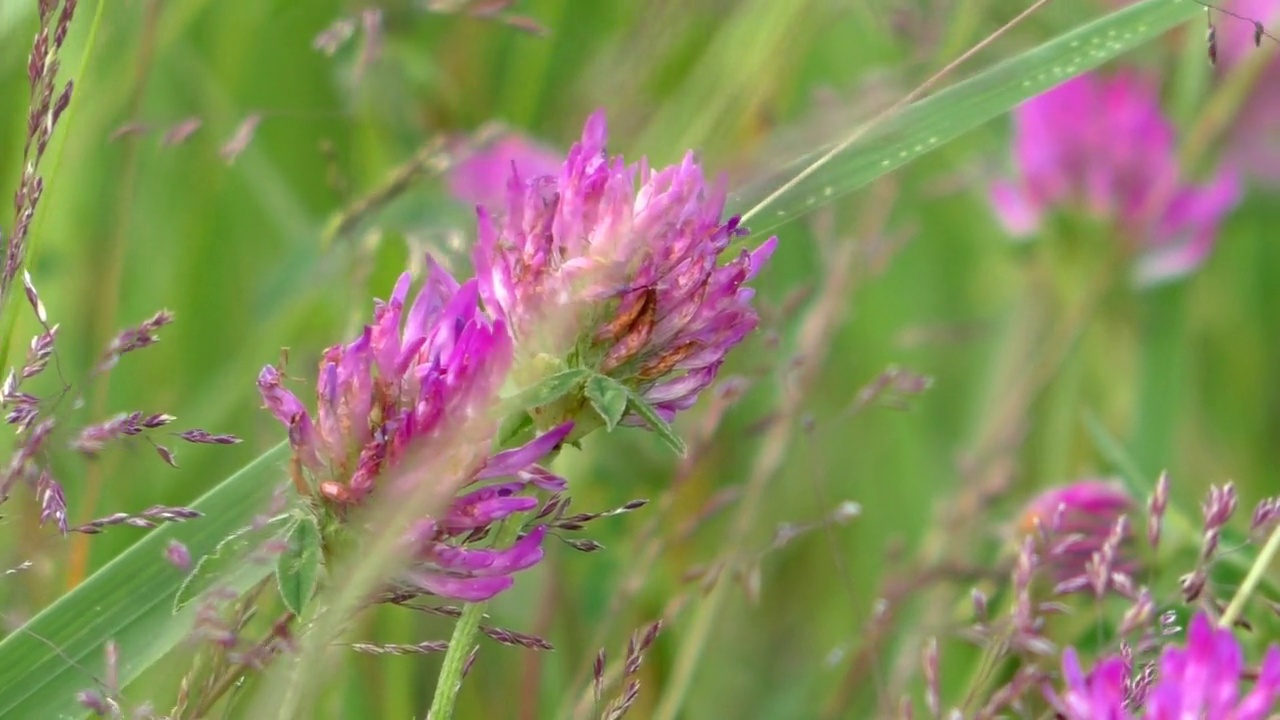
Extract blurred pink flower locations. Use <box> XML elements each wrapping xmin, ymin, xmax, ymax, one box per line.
<box><xmin>1223</xmin><ymin>63</ymin><xmax>1280</xmax><ymax>186</ymax></box>
<box><xmin>1217</xmin><ymin>0</ymin><xmax>1280</xmax><ymax>186</ymax></box>
<box><xmin>1050</xmin><ymin>612</ymin><xmax>1280</xmax><ymax>718</ymax></box>
<box><xmin>1215</xmin><ymin>0</ymin><xmax>1277</xmax><ymax>68</ymax></box>
<box><xmin>1019</xmin><ymin>479</ymin><xmax>1135</xmax><ymax>586</ymax></box>
<box><xmin>990</xmin><ymin>73</ymin><xmax>1241</xmax><ymax>286</ymax></box>
<box><xmin>448</xmin><ymin>133</ymin><xmax>562</xmax><ymax>210</ymax></box>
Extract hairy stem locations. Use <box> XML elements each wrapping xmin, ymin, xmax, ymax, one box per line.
<box><xmin>428</xmin><ymin>599</ymin><xmax>486</xmax><ymax>720</ymax></box>
<box><xmin>427</xmin><ymin>516</ymin><xmax>524</xmax><ymax>720</ymax></box>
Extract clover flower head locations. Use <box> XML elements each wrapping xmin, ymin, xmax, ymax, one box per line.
<box><xmin>1051</xmin><ymin>612</ymin><xmax>1280</xmax><ymax>719</ymax></box>
<box><xmin>258</xmin><ymin>258</ymin><xmax>570</xmax><ymax>601</ymax></box>
<box><xmin>473</xmin><ymin>111</ymin><xmax>776</xmax><ymax>427</ymax></box>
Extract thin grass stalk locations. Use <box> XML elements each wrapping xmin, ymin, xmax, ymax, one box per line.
<box><xmin>65</xmin><ymin>0</ymin><xmax>166</xmax><ymax>587</ymax></box>
<box><xmin>738</xmin><ymin>0</ymin><xmax>1056</xmax><ymax>227</ymax></box>
<box><xmin>1220</xmin><ymin>521</ymin><xmax>1280</xmax><ymax>628</ymax></box>
<box><xmin>427</xmin><ymin>516</ymin><xmax>526</xmax><ymax>720</ymax></box>
<box><xmin>653</xmin><ymin>181</ymin><xmax>896</xmax><ymax>720</ymax></box>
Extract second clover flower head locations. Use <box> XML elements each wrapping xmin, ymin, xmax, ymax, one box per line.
<box><xmin>257</xmin><ymin>259</ymin><xmax>571</xmax><ymax>602</ymax></box>
<box><xmin>990</xmin><ymin>72</ymin><xmax>1241</xmax><ymax>286</ymax></box>
<box><xmin>473</xmin><ymin>111</ymin><xmax>777</xmax><ymax>428</ymax></box>
<box><xmin>448</xmin><ymin>133</ymin><xmax>563</xmax><ymax>212</ymax></box>
<box><xmin>1051</xmin><ymin>612</ymin><xmax>1280</xmax><ymax>718</ymax></box>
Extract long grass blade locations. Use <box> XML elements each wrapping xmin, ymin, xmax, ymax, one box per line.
<box><xmin>730</xmin><ymin>0</ymin><xmax>1202</xmax><ymax>234</ymax></box>
<box><xmin>0</xmin><ymin>443</ymin><xmax>291</xmax><ymax>719</ymax></box>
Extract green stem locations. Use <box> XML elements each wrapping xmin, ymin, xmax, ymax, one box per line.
<box><xmin>428</xmin><ymin>599</ymin><xmax>486</xmax><ymax>720</ymax></box>
<box><xmin>1219</xmin><ymin>522</ymin><xmax>1280</xmax><ymax>629</ymax></box>
<box><xmin>427</xmin><ymin>516</ymin><xmax>524</xmax><ymax>720</ymax></box>
<box><xmin>1132</xmin><ymin>285</ymin><xmax>1186</xmax><ymax>474</ymax></box>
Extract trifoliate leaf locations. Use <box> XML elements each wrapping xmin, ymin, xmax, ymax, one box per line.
<box><xmin>585</xmin><ymin>374</ymin><xmax>628</xmax><ymax>431</ymax></box>
<box><xmin>624</xmin><ymin>389</ymin><xmax>687</xmax><ymax>456</ymax></box>
<box><xmin>501</xmin><ymin>369</ymin><xmax>589</xmax><ymax>414</ymax></box>
<box><xmin>174</xmin><ymin>512</ymin><xmax>295</xmax><ymax>612</ymax></box>
<box><xmin>276</xmin><ymin>516</ymin><xmax>324</xmax><ymax>617</ymax></box>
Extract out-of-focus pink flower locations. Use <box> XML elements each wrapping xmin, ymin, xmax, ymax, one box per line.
<box><xmin>990</xmin><ymin>73</ymin><xmax>1241</xmax><ymax>286</ymax></box>
<box><xmin>1217</xmin><ymin>0</ymin><xmax>1280</xmax><ymax>186</ymax></box>
<box><xmin>448</xmin><ymin>134</ymin><xmax>562</xmax><ymax>210</ymax></box>
<box><xmin>1019</xmin><ymin>480</ymin><xmax>1134</xmax><ymax>586</ymax></box>
<box><xmin>257</xmin><ymin>259</ymin><xmax>570</xmax><ymax>602</ymax></box>
<box><xmin>1103</xmin><ymin>0</ymin><xmax>1270</xmax><ymax>65</ymax></box>
<box><xmin>1101</xmin><ymin>0</ymin><xmax>1280</xmax><ymax>186</ymax></box>
<box><xmin>1049</xmin><ymin>612</ymin><xmax>1280</xmax><ymax>718</ymax></box>
<box><xmin>1223</xmin><ymin>62</ymin><xmax>1280</xmax><ymax>186</ymax></box>
<box><xmin>473</xmin><ymin>111</ymin><xmax>776</xmax><ymax>427</ymax></box>
<box><xmin>1216</xmin><ymin>0</ymin><xmax>1277</xmax><ymax>68</ymax></box>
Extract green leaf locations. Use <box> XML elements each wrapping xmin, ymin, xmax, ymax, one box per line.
<box><xmin>276</xmin><ymin>516</ymin><xmax>324</xmax><ymax>617</ymax></box>
<box><xmin>174</xmin><ymin>512</ymin><xmax>295</xmax><ymax>612</ymax></box>
<box><xmin>731</xmin><ymin>0</ymin><xmax>1202</xmax><ymax>234</ymax></box>
<box><xmin>0</xmin><ymin>443</ymin><xmax>293</xmax><ymax>719</ymax></box>
<box><xmin>585</xmin><ymin>374</ymin><xmax>628</xmax><ymax>431</ymax></box>
<box><xmin>496</xmin><ymin>409</ymin><xmax>536</xmax><ymax>448</ymax></box>
<box><xmin>625</xmin><ymin>389</ymin><xmax>687</xmax><ymax>457</ymax></box>
<box><xmin>501</xmin><ymin>368</ymin><xmax>589</xmax><ymax>413</ymax></box>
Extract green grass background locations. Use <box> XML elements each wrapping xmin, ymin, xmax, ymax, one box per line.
<box><xmin>1</xmin><ymin>0</ymin><xmax>1278</xmax><ymax>717</ymax></box>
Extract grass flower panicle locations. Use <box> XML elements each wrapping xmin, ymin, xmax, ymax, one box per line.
<box><xmin>1</xmin><ymin>308</ymin><xmax>232</xmax><ymax>536</ymax></box>
<box><xmin>5</xmin><ymin>0</ymin><xmax>77</xmax><ymax>303</ymax></box>
<box><xmin>1213</xmin><ymin>0</ymin><xmax>1278</xmax><ymax>68</ymax></box>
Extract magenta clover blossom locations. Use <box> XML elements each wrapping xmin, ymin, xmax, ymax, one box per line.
<box><xmin>1051</xmin><ymin>612</ymin><xmax>1280</xmax><ymax>718</ymax></box>
<box><xmin>473</xmin><ymin>111</ymin><xmax>776</xmax><ymax>430</ymax></box>
<box><xmin>258</xmin><ymin>260</ymin><xmax>570</xmax><ymax>602</ymax></box>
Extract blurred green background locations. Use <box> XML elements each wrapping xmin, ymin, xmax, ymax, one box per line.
<box><xmin>1</xmin><ymin>0</ymin><xmax>1278</xmax><ymax>717</ymax></box>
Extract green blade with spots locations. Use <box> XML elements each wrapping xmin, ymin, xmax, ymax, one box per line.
<box><xmin>730</xmin><ymin>0</ymin><xmax>1202</xmax><ymax>233</ymax></box>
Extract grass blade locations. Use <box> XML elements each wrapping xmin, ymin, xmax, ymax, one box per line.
<box><xmin>0</xmin><ymin>442</ymin><xmax>291</xmax><ymax>719</ymax></box>
<box><xmin>732</xmin><ymin>0</ymin><xmax>1202</xmax><ymax>233</ymax></box>
<box><xmin>1083</xmin><ymin>409</ymin><xmax>1154</xmax><ymax>500</ymax></box>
